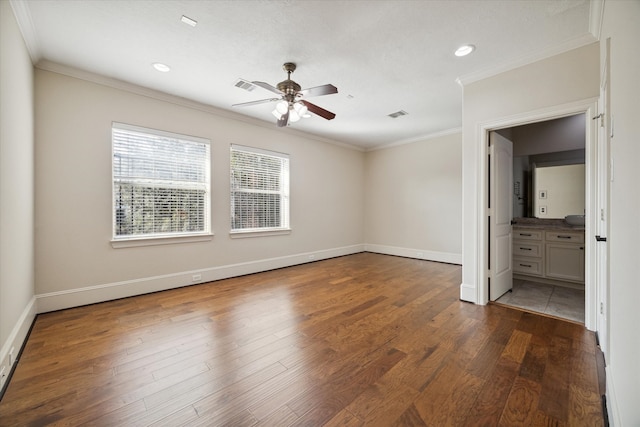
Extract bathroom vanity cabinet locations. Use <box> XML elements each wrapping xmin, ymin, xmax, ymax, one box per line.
<box><xmin>513</xmin><ymin>226</ymin><xmax>585</xmax><ymax>287</ymax></box>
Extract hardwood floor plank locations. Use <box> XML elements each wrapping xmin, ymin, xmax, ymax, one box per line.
<box><xmin>0</xmin><ymin>253</ymin><xmax>604</xmax><ymax>426</ymax></box>
<box><xmin>254</xmin><ymin>404</ymin><xmax>300</xmax><ymax>427</ymax></box>
<box><xmin>499</xmin><ymin>376</ymin><xmax>542</xmax><ymax>426</ymax></box>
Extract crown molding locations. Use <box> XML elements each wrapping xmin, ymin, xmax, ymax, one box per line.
<box><xmin>9</xmin><ymin>0</ymin><xmax>41</xmax><ymax>63</ymax></box>
<box><xmin>456</xmin><ymin>32</ymin><xmax>598</xmax><ymax>87</ymax></box>
<box><xmin>589</xmin><ymin>0</ymin><xmax>605</xmax><ymax>41</ymax></box>
<box><xmin>35</xmin><ymin>60</ymin><xmax>365</xmax><ymax>152</ymax></box>
<box><xmin>367</xmin><ymin>127</ymin><xmax>462</xmax><ymax>152</ymax></box>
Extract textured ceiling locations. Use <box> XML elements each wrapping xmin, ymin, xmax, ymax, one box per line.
<box><xmin>14</xmin><ymin>0</ymin><xmax>596</xmax><ymax>149</ymax></box>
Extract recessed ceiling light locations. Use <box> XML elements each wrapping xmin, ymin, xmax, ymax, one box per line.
<box><xmin>152</xmin><ymin>63</ymin><xmax>171</xmax><ymax>73</ymax></box>
<box><xmin>181</xmin><ymin>15</ymin><xmax>197</xmax><ymax>27</ymax></box>
<box><xmin>455</xmin><ymin>44</ymin><xmax>476</xmax><ymax>57</ymax></box>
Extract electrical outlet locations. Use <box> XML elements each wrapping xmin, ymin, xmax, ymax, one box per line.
<box><xmin>9</xmin><ymin>347</ymin><xmax>14</xmax><ymax>366</ymax></box>
<box><xmin>539</xmin><ymin>206</ymin><xmax>547</xmax><ymax>215</ymax></box>
<box><xmin>192</xmin><ymin>274</ymin><xmax>201</xmax><ymax>282</ymax></box>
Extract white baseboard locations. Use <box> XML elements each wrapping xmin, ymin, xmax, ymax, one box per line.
<box><xmin>605</xmin><ymin>365</ymin><xmax>620</xmax><ymax>427</ymax></box>
<box><xmin>36</xmin><ymin>245</ymin><xmax>365</xmax><ymax>313</ymax></box>
<box><xmin>459</xmin><ymin>283</ymin><xmax>477</xmax><ymax>303</ymax></box>
<box><xmin>0</xmin><ymin>296</ymin><xmax>37</xmax><ymax>393</ymax></box>
<box><xmin>364</xmin><ymin>244</ymin><xmax>462</xmax><ymax>265</ymax></box>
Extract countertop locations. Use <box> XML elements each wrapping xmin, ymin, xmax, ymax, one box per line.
<box><xmin>511</xmin><ymin>217</ymin><xmax>585</xmax><ymax>231</ymax></box>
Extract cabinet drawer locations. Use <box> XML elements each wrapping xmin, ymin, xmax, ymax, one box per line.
<box><xmin>513</xmin><ymin>229</ymin><xmax>542</xmax><ymax>241</ymax></box>
<box><xmin>513</xmin><ymin>257</ymin><xmax>543</xmax><ymax>276</ymax></box>
<box><xmin>513</xmin><ymin>241</ymin><xmax>542</xmax><ymax>257</ymax></box>
<box><xmin>545</xmin><ymin>231</ymin><xmax>585</xmax><ymax>243</ymax></box>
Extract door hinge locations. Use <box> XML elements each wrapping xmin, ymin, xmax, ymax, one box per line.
<box><xmin>592</xmin><ymin>113</ymin><xmax>604</xmax><ymax>127</ymax></box>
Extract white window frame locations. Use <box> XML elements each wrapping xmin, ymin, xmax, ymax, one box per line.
<box><xmin>230</xmin><ymin>144</ymin><xmax>290</xmax><ymax>238</ymax></box>
<box><xmin>111</xmin><ymin>123</ymin><xmax>212</xmax><ymax>248</ymax></box>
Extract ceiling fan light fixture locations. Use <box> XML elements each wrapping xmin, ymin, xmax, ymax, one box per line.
<box><xmin>455</xmin><ymin>44</ymin><xmax>476</xmax><ymax>57</ymax></box>
<box><xmin>294</xmin><ymin>102</ymin><xmax>308</xmax><ymax>116</ymax></box>
<box><xmin>289</xmin><ymin>108</ymin><xmax>301</xmax><ymax>122</ymax></box>
<box><xmin>275</xmin><ymin>100</ymin><xmax>289</xmax><ymax>114</ymax></box>
<box><xmin>272</xmin><ymin>109</ymin><xmax>283</xmax><ymax>119</ymax></box>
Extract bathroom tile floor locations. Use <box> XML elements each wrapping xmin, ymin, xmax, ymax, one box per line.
<box><xmin>495</xmin><ymin>278</ymin><xmax>585</xmax><ymax>323</ymax></box>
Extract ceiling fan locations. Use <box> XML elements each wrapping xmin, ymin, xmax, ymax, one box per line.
<box><xmin>232</xmin><ymin>62</ymin><xmax>338</xmax><ymax>127</ymax></box>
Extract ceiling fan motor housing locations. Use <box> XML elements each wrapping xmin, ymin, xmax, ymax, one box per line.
<box><xmin>277</xmin><ymin>62</ymin><xmax>301</xmax><ymax>102</ymax></box>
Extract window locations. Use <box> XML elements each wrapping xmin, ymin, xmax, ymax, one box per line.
<box><xmin>230</xmin><ymin>145</ymin><xmax>290</xmax><ymax>234</ymax></box>
<box><xmin>112</xmin><ymin>123</ymin><xmax>210</xmax><ymax>242</ymax></box>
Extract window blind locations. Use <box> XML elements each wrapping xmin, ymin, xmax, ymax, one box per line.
<box><xmin>230</xmin><ymin>145</ymin><xmax>289</xmax><ymax>232</ymax></box>
<box><xmin>112</xmin><ymin>123</ymin><xmax>210</xmax><ymax>239</ymax></box>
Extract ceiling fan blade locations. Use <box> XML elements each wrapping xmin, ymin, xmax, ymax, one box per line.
<box><xmin>232</xmin><ymin>98</ymin><xmax>280</xmax><ymax>107</ymax></box>
<box><xmin>301</xmin><ymin>100</ymin><xmax>336</xmax><ymax>120</ymax></box>
<box><xmin>277</xmin><ymin>110</ymin><xmax>289</xmax><ymax>127</ymax></box>
<box><xmin>298</xmin><ymin>84</ymin><xmax>338</xmax><ymax>98</ymax></box>
<box><xmin>252</xmin><ymin>81</ymin><xmax>283</xmax><ymax>95</ymax></box>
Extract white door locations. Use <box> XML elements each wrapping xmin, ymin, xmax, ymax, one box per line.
<box><xmin>489</xmin><ymin>132</ymin><xmax>513</xmax><ymax>300</ymax></box>
<box><xmin>596</xmin><ymin>40</ymin><xmax>610</xmax><ymax>355</ymax></box>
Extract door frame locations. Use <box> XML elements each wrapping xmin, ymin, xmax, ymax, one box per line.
<box><xmin>475</xmin><ymin>98</ymin><xmax>599</xmax><ymax>330</ymax></box>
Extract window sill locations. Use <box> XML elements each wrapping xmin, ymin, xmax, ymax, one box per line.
<box><xmin>111</xmin><ymin>233</ymin><xmax>213</xmax><ymax>248</ymax></box>
<box><xmin>229</xmin><ymin>228</ymin><xmax>291</xmax><ymax>239</ymax></box>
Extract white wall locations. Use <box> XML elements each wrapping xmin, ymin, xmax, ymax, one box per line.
<box><xmin>460</xmin><ymin>42</ymin><xmax>600</xmax><ymax>303</ymax></box>
<box><xmin>364</xmin><ymin>133</ymin><xmax>462</xmax><ymax>264</ymax></box>
<box><xmin>600</xmin><ymin>1</ymin><xmax>640</xmax><ymax>425</ymax></box>
<box><xmin>34</xmin><ymin>69</ymin><xmax>365</xmax><ymax>311</ymax></box>
<box><xmin>0</xmin><ymin>1</ymin><xmax>36</xmax><ymax>389</ymax></box>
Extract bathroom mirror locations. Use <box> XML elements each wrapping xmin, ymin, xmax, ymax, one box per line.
<box><xmin>532</xmin><ymin>163</ymin><xmax>585</xmax><ymax>218</ymax></box>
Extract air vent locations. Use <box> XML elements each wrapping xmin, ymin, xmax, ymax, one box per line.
<box><xmin>388</xmin><ymin>110</ymin><xmax>408</xmax><ymax>118</ymax></box>
<box><xmin>234</xmin><ymin>79</ymin><xmax>257</xmax><ymax>92</ymax></box>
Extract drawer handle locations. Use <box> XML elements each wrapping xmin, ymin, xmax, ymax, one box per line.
<box><xmin>519</xmin><ymin>247</ymin><xmax>532</xmax><ymax>251</ymax></box>
<box><xmin>519</xmin><ymin>263</ymin><xmax>532</xmax><ymax>268</ymax></box>
<box><xmin>519</xmin><ymin>233</ymin><xmax>532</xmax><ymax>237</ymax></box>
<box><xmin>557</xmin><ymin>235</ymin><xmax>572</xmax><ymax>239</ymax></box>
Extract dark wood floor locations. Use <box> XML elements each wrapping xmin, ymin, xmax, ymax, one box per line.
<box><xmin>0</xmin><ymin>253</ymin><xmax>603</xmax><ymax>426</ymax></box>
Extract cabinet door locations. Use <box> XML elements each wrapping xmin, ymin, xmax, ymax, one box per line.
<box><xmin>545</xmin><ymin>243</ymin><xmax>585</xmax><ymax>282</ymax></box>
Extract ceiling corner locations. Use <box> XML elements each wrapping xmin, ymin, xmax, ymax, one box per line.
<box><xmin>9</xmin><ymin>0</ymin><xmax>42</xmax><ymax>64</ymax></box>
<box><xmin>589</xmin><ymin>0</ymin><xmax>605</xmax><ymax>41</ymax></box>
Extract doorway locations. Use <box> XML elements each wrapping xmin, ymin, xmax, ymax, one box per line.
<box><xmin>491</xmin><ymin>115</ymin><xmax>587</xmax><ymax>323</ymax></box>
<box><xmin>478</xmin><ymin>99</ymin><xmax>600</xmax><ymax>331</ymax></box>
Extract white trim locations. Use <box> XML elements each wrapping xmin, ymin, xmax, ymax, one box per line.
<box><xmin>9</xmin><ymin>0</ymin><xmax>41</xmax><ymax>63</ymax></box>
<box><xmin>113</xmin><ymin>122</ymin><xmax>210</xmax><ymax>145</ymax></box>
<box><xmin>605</xmin><ymin>365</ymin><xmax>620</xmax><ymax>427</ymax></box>
<box><xmin>470</xmin><ymin>98</ymin><xmax>599</xmax><ymax>331</ymax></box>
<box><xmin>366</xmin><ymin>127</ymin><xmax>462</xmax><ymax>152</ymax></box>
<box><xmin>456</xmin><ymin>33</ymin><xmax>597</xmax><ymax>87</ymax></box>
<box><xmin>589</xmin><ymin>0</ymin><xmax>605</xmax><ymax>41</ymax></box>
<box><xmin>0</xmin><ymin>296</ymin><xmax>37</xmax><ymax>392</ymax></box>
<box><xmin>229</xmin><ymin>229</ymin><xmax>291</xmax><ymax>239</ymax></box>
<box><xmin>34</xmin><ymin>61</ymin><xmax>365</xmax><ymax>153</ymax></box>
<box><xmin>364</xmin><ymin>244</ymin><xmax>461</xmax><ymax>265</ymax></box>
<box><xmin>230</xmin><ymin>144</ymin><xmax>289</xmax><ymax>159</ymax></box>
<box><xmin>36</xmin><ymin>245</ymin><xmax>365</xmax><ymax>313</ymax></box>
<box><xmin>459</xmin><ymin>283</ymin><xmax>477</xmax><ymax>302</ymax></box>
<box><xmin>111</xmin><ymin>233</ymin><xmax>213</xmax><ymax>248</ymax></box>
